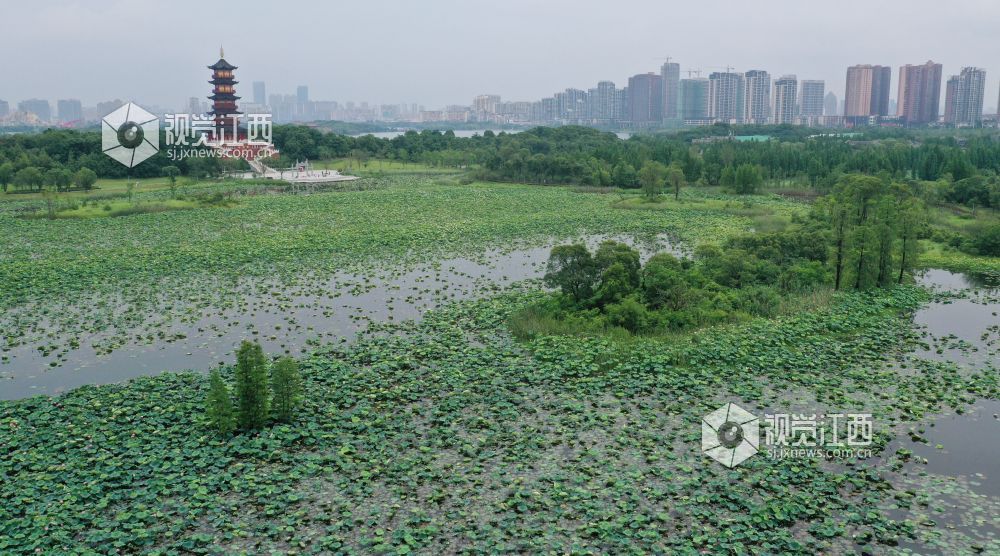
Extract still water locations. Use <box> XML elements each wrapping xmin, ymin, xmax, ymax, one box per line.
<box><xmin>877</xmin><ymin>270</ymin><xmax>1000</xmax><ymax>554</ymax></box>
<box><xmin>0</xmin><ymin>234</ymin><xmax>678</xmax><ymax>399</ymax></box>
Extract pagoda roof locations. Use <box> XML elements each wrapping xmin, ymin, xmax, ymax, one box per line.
<box><xmin>209</xmin><ymin>79</ymin><xmax>239</xmax><ymax>84</ymax></box>
<box><xmin>208</xmin><ymin>109</ymin><xmax>244</xmax><ymax>115</ymax></box>
<box><xmin>208</xmin><ymin>94</ymin><xmax>242</xmax><ymax>101</ymax></box>
<box><xmin>208</xmin><ymin>58</ymin><xmax>237</xmax><ymax>70</ymax></box>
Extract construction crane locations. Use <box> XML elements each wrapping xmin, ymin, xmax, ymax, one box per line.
<box><xmin>686</xmin><ymin>69</ymin><xmax>702</xmax><ymax>78</ymax></box>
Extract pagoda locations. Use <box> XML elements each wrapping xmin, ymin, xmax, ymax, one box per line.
<box><xmin>208</xmin><ymin>47</ymin><xmax>241</xmax><ymax>140</ymax></box>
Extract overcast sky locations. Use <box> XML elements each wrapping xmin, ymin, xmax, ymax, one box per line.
<box><xmin>3</xmin><ymin>0</ymin><xmax>1000</xmax><ymax>111</ymax></box>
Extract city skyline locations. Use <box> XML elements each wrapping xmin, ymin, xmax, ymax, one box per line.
<box><xmin>3</xmin><ymin>55</ymin><xmax>994</xmax><ymax>129</ymax></box>
<box><xmin>1</xmin><ymin>0</ymin><xmax>999</xmax><ymax>111</ymax></box>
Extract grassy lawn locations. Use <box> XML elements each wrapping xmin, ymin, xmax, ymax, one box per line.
<box><xmin>312</xmin><ymin>157</ymin><xmax>465</xmax><ymax>175</ymax></box>
<box><xmin>1</xmin><ymin>177</ymin><xmax>181</xmax><ymax>202</ymax></box>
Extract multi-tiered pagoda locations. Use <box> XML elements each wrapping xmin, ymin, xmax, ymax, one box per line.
<box><xmin>208</xmin><ymin>47</ymin><xmax>241</xmax><ymax>140</ymax></box>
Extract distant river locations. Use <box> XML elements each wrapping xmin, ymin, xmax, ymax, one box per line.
<box><xmin>352</xmin><ymin>130</ymin><xmax>632</xmax><ymax>139</ymax></box>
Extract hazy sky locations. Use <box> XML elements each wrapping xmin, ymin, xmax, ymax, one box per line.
<box><xmin>4</xmin><ymin>0</ymin><xmax>1000</xmax><ymax>111</ymax></box>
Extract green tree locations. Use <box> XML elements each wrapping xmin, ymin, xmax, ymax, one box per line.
<box><xmin>896</xmin><ymin>197</ymin><xmax>924</xmax><ymax>282</ymax></box>
<box><xmin>205</xmin><ymin>370</ymin><xmax>236</xmax><ymax>435</ymax></box>
<box><xmin>46</xmin><ymin>168</ymin><xmax>73</xmax><ymax>192</ymax></box>
<box><xmin>270</xmin><ymin>357</ymin><xmax>302</xmax><ymax>422</ymax></box>
<box><xmin>234</xmin><ymin>341</ymin><xmax>269</xmax><ymax>430</ymax></box>
<box><xmin>611</xmin><ymin>162</ymin><xmax>638</xmax><ymax>188</ymax></box>
<box><xmin>14</xmin><ymin>167</ymin><xmax>44</xmax><ymax>192</ymax></box>
<box><xmin>593</xmin><ymin>241</ymin><xmax>641</xmax><ymax>289</ymax></box>
<box><xmin>544</xmin><ymin>244</ymin><xmax>598</xmax><ymax>303</ymax></box>
<box><xmin>161</xmin><ymin>165</ymin><xmax>181</xmax><ymax>198</ymax></box>
<box><xmin>0</xmin><ymin>162</ymin><xmax>13</xmax><ymax>193</ymax></box>
<box><xmin>73</xmin><ymin>168</ymin><xmax>97</xmax><ymax>191</ymax></box>
<box><xmin>720</xmin><ymin>165</ymin><xmax>736</xmax><ymax>187</ymax></box>
<box><xmin>593</xmin><ymin>262</ymin><xmax>635</xmax><ymax>307</ymax></box>
<box><xmin>667</xmin><ymin>163</ymin><xmax>685</xmax><ymax>201</ymax></box>
<box><xmin>638</xmin><ymin>161</ymin><xmax>667</xmax><ymax>200</ymax></box>
<box><xmin>641</xmin><ymin>253</ymin><xmax>691</xmax><ymax>311</ymax></box>
<box><xmin>41</xmin><ymin>184</ymin><xmax>59</xmax><ymax>219</ymax></box>
<box><xmin>733</xmin><ymin>164</ymin><xmax>763</xmax><ymax>194</ymax></box>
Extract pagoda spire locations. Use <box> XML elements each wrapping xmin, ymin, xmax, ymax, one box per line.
<box><xmin>220</xmin><ymin>45</ymin><xmax>224</xmax><ymax>59</ymax></box>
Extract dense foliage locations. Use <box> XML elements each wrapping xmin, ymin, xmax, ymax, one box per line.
<box><xmin>529</xmin><ymin>229</ymin><xmax>830</xmax><ymax>336</ymax></box>
<box><xmin>4</xmin><ymin>125</ymin><xmax>1000</xmax><ymax>207</ymax></box>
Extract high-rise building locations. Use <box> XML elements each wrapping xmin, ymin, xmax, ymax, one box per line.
<box><xmin>626</xmin><ymin>73</ymin><xmax>663</xmax><ymax>125</ymax></box>
<box><xmin>773</xmin><ymin>75</ymin><xmax>797</xmax><ymax>125</ymax></box>
<box><xmin>800</xmin><ymin>80</ymin><xmax>825</xmax><ymax>117</ymax></box>
<box><xmin>870</xmin><ymin>66</ymin><xmax>892</xmax><ymax>116</ymax></box>
<box><xmin>558</xmin><ymin>88</ymin><xmax>587</xmax><ymax>121</ymax></box>
<box><xmin>844</xmin><ymin>65</ymin><xmax>891</xmax><ymax>118</ymax></box>
<box><xmin>824</xmin><ymin>91</ymin><xmax>839</xmax><ymax>116</ymax></box>
<box><xmin>680</xmin><ymin>78</ymin><xmax>709</xmax><ymax>120</ymax></box>
<box><xmin>56</xmin><ymin>99</ymin><xmax>83</xmax><ymax>123</ymax></box>
<box><xmin>296</xmin><ymin>86</ymin><xmax>309</xmax><ymax>103</ymax></box>
<box><xmin>896</xmin><ymin>60</ymin><xmax>942</xmax><ymax>125</ymax></box>
<box><xmin>0</xmin><ymin>100</ymin><xmax>8</xmax><ymax>119</ymax></box>
<box><xmin>18</xmin><ymin>99</ymin><xmax>51</xmax><ymax>122</ymax></box>
<box><xmin>660</xmin><ymin>61</ymin><xmax>680</xmax><ymax>121</ymax></box>
<box><xmin>473</xmin><ymin>94</ymin><xmax>501</xmax><ymax>114</ymax></box>
<box><xmin>943</xmin><ymin>76</ymin><xmax>959</xmax><ymax>124</ymax></box>
<box><xmin>708</xmin><ymin>71</ymin><xmax>743</xmax><ymax>123</ymax></box>
<box><xmin>591</xmin><ymin>81</ymin><xmax>619</xmax><ymax>123</ymax></box>
<box><xmin>742</xmin><ymin>70</ymin><xmax>771</xmax><ymax>124</ymax></box>
<box><xmin>253</xmin><ymin>81</ymin><xmax>266</xmax><ymax>105</ymax></box>
<box><xmin>950</xmin><ymin>67</ymin><xmax>986</xmax><ymax>126</ymax></box>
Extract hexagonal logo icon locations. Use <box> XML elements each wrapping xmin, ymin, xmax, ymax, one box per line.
<box><xmin>102</xmin><ymin>102</ymin><xmax>159</xmax><ymax>168</ymax></box>
<box><xmin>702</xmin><ymin>402</ymin><xmax>759</xmax><ymax>468</ymax></box>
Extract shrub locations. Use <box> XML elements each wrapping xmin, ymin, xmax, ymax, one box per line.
<box><xmin>234</xmin><ymin>341</ymin><xmax>269</xmax><ymax>430</ymax></box>
<box><xmin>205</xmin><ymin>370</ymin><xmax>236</xmax><ymax>435</ymax></box>
<box><xmin>271</xmin><ymin>357</ymin><xmax>302</xmax><ymax>422</ymax></box>
<box><xmin>605</xmin><ymin>296</ymin><xmax>650</xmax><ymax>333</ymax></box>
<box><xmin>967</xmin><ymin>223</ymin><xmax>1000</xmax><ymax>256</ymax></box>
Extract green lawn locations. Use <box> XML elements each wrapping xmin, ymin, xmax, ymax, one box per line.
<box><xmin>312</xmin><ymin>157</ymin><xmax>464</xmax><ymax>175</ymax></box>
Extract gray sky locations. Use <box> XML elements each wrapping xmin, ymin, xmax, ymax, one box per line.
<box><xmin>3</xmin><ymin>0</ymin><xmax>1000</xmax><ymax>111</ymax></box>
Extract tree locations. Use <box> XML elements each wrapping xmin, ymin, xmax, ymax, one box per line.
<box><xmin>543</xmin><ymin>244</ymin><xmax>598</xmax><ymax>303</ymax></box>
<box><xmin>593</xmin><ymin>262</ymin><xmax>635</xmax><ymax>307</ymax></box>
<box><xmin>611</xmin><ymin>163</ymin><xmax>638</xmax><ymax>188</ymax></box>
<box><xmin>667</xmin><ymin>163</ymin><xmax>685</xmax><ymax>201</ymax></box>
<box><xmin>638</xmin><ymin>160</ymin><xmax>667</xmax><ymax>200</ymax></box>
<box><xmin>641</xmin><ymin>253</ymin><xmax>691</xmax><ymax>310</ymax></box>
<box><xmin>593</xmin><ymin>241</ymin><xmax>641</xmax><ymax>289</ymax></box>
<box><xmin>14</xmin><ymin>167</ymin><xmax>44</xmax><ymax>192</ymax></box>
<box><xmin>720</xmin><ymin>165</ymin><xmax>736</xmax><ymax>187</ymax></box>
<box><xmin>896</xmin><ymin>197</ymin><xmax>924</xmax><ymax>282</ymax></box>
<box><xmin>205</xmin><ymin>370</ymin><xmax>236</xmax><ymax>435</ymax></box>
<box><xmin>733</xmin><ymin>164</ymin><xmax>763</xmax><ymax>194</ymax></box>
<box><xmin>41</xmin><ymin>184</ymin><xmax>59</xmax><ymax>219</ymax></box>
<box><xmin>0</xmin><ymin>163</ymin><xmax>13</xmax><ymax>193</ymax></box>
<box><xmin>161</xmin><ymin>165</ymin><xmax>181</xmax><ymax>198</ymax></box>
<box><xmin>270</xmin><ymin>357</ymin><xmax>302</xmax><ymax>422</ymax></box>
<box><xmin>46</xmin><ymin>168</ymin><xmax>72</xmax><ymax>192</ymax></box>
<box><xmin>73</xmin><ymin>168</ymin><xmax>97</xmax><ymax>191</ymax></box>
<box><xmin>234</xmin><ymin>341</ymin><xmax>269</xmax><ymax>430</ymax></box>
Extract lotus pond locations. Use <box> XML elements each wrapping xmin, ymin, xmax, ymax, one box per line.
<box><xmin>0</xmin><ymin>176</ymin><xmax>998</xmax><ymax>554</ymax></box>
